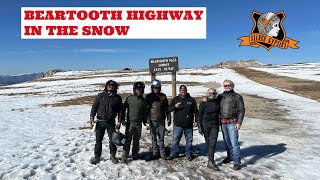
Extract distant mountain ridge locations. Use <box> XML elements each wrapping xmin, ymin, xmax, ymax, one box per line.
<box><xmin>0</xmin><ymin>72</ymin><xmax>44</xmax><ymax>85</ymax></box>
<box><xmin>212</xmin><ymin>60</ymin><xmax>264</xmax><ymax>68</ymax></box>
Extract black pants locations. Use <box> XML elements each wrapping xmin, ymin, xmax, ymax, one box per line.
<box><xmin>202</xmin><ymin>122</ymin><xmax>219</xmax><ymax>162</ymax></box>
<box><xmin>150</xmin><ymin>120</ymin><xmax>166</xmax><ymax>156</ymax></box>
<box><xmin>123</xmin><ymin>122</ymin><xmax>142</xmax><ymax>158</ymax></box>
<box><xmin>95</xmin><ymin>121</ymin><xmax>116</xmax><ymax>157</ymax></box>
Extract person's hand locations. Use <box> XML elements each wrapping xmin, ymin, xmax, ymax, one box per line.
<box><xmin>198</xmin><ymin>127</ymin><xmax>203</xmax><ymax>136</ymax></box>
<box><xmin>121</xmin><ymin>120</ymin><xmax>126</xmax><ymax>126</ymax></box>
<box><xmin>202</xmin><ymin>96</ymin><xmax>207</xmax><ymax>102</ymax></box>
<box><xmin>193</xmin><ymin>122</ymin><xmax>198</xmax><ymax>127</ymax></box>
<box><xmin>175</xmin><ymin>102</ymin><xmax>182</xmax><ymax>108</ymax></box>
<box><xmin>235</xmin><ymin>123</ymin><xmax>241</xmax><ymax>130</ymax></box>
<box><xmin>116</xmin><ymin>122</ymin><xmax>121</xmax><ymax>130</ymax></box>
<box><xmin>146</xmin><ymin>123</ymin><xmax>150</xmax><ymax>130</ymax></box>
<box><xmin>90</xmin><ymin>117</ymin><xmax>94</xmax><ymax>129</ymax></box>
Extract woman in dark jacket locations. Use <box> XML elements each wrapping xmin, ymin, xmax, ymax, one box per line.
<box><xmin>198</xmin><ymin>88</ymin><xmax>220</xmax><ymax>170</ymax></box>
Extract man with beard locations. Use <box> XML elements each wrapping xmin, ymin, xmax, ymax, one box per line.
<box><xmin>167</xmin><ymin>85</ymin><xmax>198</xmax><ymax>161</ymax></box>
<box><xmin>121</xmin><ymin>81</ymin><xmax>149</xmax><ymax>163</ymax></box>
<box><xmin>90</xmin><ymin>80</ymin><xmax>123</xmax><ymax>164</ymax></box>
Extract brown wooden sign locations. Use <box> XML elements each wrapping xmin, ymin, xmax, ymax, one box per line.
<box><xmin>149</xmin><ymin>56</ymin><xmax>178</xmax><ymax>73</ymax></box>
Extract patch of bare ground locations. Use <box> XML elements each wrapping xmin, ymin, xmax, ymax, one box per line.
<box><xmin>242</xmin><ymin>94</ymin><xmax>288</xmax><ymax>121</ymax></box>
<box><xmin>11</xmin><ymin>108</ymin><xmax>29</xmax><ymax>112</ymax></box>
<box><xmin>233</xmin><ymin>67</ymin><xmax>320</xmax><ymax>101</ymax></box>
<box><xmin>90</xmin><ymin>81</ymin><xmax>204</xmax><ymax>88</ymax></box>
<box><xmin>178</xmin><ymin>72</ymin><xmax>217</xmax><ymax>76</ymax></box>
<box><xmin>41</xmin><ymin>93</ymin><xmax>132</xmax><ymax>107</ymax></box>
<box><xmin>203</xmin><ymin>82</ymin><xmax>221</xmax><ymax>89</ymax></box>
<box><xmin>2</xmin><ymin>92</ymin><xmax>42</xmax><ymax>96</ymax></box>
<box><xmin>34</xmin><ymin>71</ymin><xmax>148</xmax><ymax>82</ymax></box>
<box><xmin>0</xmin><ymin>86</ymin><xmax>33</xmax><ymax>90</ymax></box>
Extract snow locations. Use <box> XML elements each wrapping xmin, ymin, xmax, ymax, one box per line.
<box><xmin>0</xmin><ymin>66</ymin><xmax>320</xmax><ymax>179</ymax></box>
<box><xmin>250</xmin><ymin>62</ymin><xmax>320</xmax><ymax>81</ymax></box>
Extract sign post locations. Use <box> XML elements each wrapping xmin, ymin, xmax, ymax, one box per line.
<box><xmin>149</xmin><ymin>56</ymin><xmax>179</xmax><ymax>98</ymax></box>
<box><xmin>172</xmin><ymin>71</ymin><xmax>176</xmax><ymax>97</ymax></box>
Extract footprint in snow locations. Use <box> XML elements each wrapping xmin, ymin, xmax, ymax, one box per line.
<box><xmin>20</xmin><ymin>163</ymin><xmax>29</xmax><ymax>169</ymax></box>
<box><xmin>22</xmin><ymin>169</ymin><xmax>36</xmax><ymax>179</ymax></box>
<box><xmin>30</xmin><ymin>163</ymin><xmax>39</xmax><ymax>169</ymax></box>
<box><xmin>45</xmin><ymin>165</ymin><xmax>53</xmax><ymax>171</ymax></box>
<box><xmin>33</xmin><ymin>154</ymin><xmax>41</xmax><ymax>159</ymax></box>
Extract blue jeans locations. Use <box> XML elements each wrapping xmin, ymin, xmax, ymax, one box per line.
<box><xmin>221</xmin><ymin>121</ymin><xmax>241</xmax><ymax>165</ymax></box>
<box><xmin>170</xmin><ymin>125</ymin><xmax>193</xmax><ymax>157</ymax></box>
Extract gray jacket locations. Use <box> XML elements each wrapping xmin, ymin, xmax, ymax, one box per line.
<box><xmin>217</xmin><ymin>90</ymin><xmax>245</xmax><ymax>125</ymax></box>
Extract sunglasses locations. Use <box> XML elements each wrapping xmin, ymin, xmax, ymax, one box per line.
<box><xmin>153</xmin><ymin>87</ymin><xmax>160</xmax><ymax>89</ymax></box>
<box><xmin>224</xmin><ymin>84</ymin><xmax>232</xmax><ymax>87</ymax></box>
<box><xmin>107</xmin><ymin>83</ymin><xmax>116</xmax><ymax>86</ymax></box>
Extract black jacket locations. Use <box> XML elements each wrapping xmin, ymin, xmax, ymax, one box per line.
<box><xmin>146</xmin><ymin>92</ymin><xmax>170</xmax><ymax>121</ymax></box>
<box><xmin>168</xmin><ymin>93</ymin><xmax>198</xmax><ymax>128</ymax></box>
<box><xmin>217</xmin><ymin>90</ymin><xmax>245</xmax><ymax>125</ymax></box>
<box><xmin>198</xmin><ymin>98</ymin><xmax>220</xmax><ymax>126</ymax></box>
<box><xmin>90</xmin><ymin>91</ymin><xmax>123</xmax><ymax>123</ymax></box>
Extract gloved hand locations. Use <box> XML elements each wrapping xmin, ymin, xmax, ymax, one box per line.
<box><xmin>199</xmin><ymin>127</ymin><xmax>203</xmax><ymax>136</ymax></box>
<box><xmin>90</xmin><ymin>117</ymin><xmax>94</xmax><ymax>129</ymax></box>
<box><xmin>146</xmin><ymin>123</ymin><xmax>150</xmax><ymax>130</ymax></box>
<box><xmin>121</xmin><ymin>120</ymin><xmax>127</xmax><ymax>126</ymax></box>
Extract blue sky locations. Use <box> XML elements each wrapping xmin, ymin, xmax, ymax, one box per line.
<box><xmin>1</xmin><ymin>0</ymin><xmax>319</xmax><ymax>75</ymax></box>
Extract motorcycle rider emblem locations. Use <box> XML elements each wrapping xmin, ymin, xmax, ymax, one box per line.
<box><xmin>238</xmin><ymin>11</ymin><xmax>299</xmax><ymax>50</ymax></box>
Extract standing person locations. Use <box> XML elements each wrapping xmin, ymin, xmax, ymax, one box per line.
<box><xmin>167</xmin><ymin>85</ymin><xmax>198</xmax><ymax>161</ymax></box>
<box><xmin>218</xmin><ymin>79</ymin><xmax>245</xmax><ymax>170</ymax></box>
<box><xmin>121</xmin><ymin>82</ymin><xmax>149</xmax><ymax>163</ymax></box>
<box><xmin>146</xmin><ymin>79</ymin><xmax>171</xmax><ymax>160</ymax></box>
<box><xmin>89</xmin><ymin>80</ymin><xmax>123</xmax><ymax>165</ymax></box>
<box><xmin>198</xmin><ymin>88</ymin><xmax>220</xmax><ymax>170</ymax></box>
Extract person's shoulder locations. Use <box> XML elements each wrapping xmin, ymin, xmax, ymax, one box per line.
<box><xmin>114</xmin><ymin>93</ymin><xmax>122</xmax><ymax>99</ymax></box>
<box><xmin>146</xmin><ymin>93</ymin><xmax>152</xmax><ymax>98</ymax></box>
<box><xmin>126</xmin><ymin>94</ymin><xmax>134</xmax><ymax>100</ymax></box>
<box><xmin>233</xmin><ymin>91</ymin><xmax>243</xmax><ymax>98</ymax></box>
<box><xmin>96</xmin><ymin>91</ymin><xmax>105</xmax><ymax>97</ymax></box>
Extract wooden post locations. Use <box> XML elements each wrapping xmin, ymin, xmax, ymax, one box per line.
<box><xmin>151</xmin><ymin>73</ymin><xmax>156</xmax><ymax>81</ymax></box>
<box><xmin>172</xmin><ymin>71</ymin><xmax>176</xmax><ymax>98</ymax></box>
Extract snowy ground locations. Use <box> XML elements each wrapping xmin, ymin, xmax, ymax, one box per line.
<box><xmin>251</xmin><ymin>62</ymin><xmax>320</xmax><ymax>81</ymax></box>
<box><xmin>0</xmin><ymin>66</ymin><xmax>320</xmax><ymax>179</ymax></box>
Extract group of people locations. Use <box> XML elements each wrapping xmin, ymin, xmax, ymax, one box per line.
<box><xmin>89</xmin><ymin>79</ymin><xmax>245</xmax><ymax>171</ymax></box>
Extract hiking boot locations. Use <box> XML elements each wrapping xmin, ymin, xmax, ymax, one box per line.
<box><xmin>110</xmin><ymin>155</ymin><xmax>119</xmax><ymax>164</ymax></box>
<box><xmin>90</xmin><ymin>156</ymin><xmax>100</xmax><ymax>165</ymax></box>
<box><xmin>207</xmin><ymin>161</ymin><xmax>220</xmax><ymax>171</ymax></box>
<box><xmin>186</xmin><ymin>156</ymin><xmax>193</xmax><ymax>161</ymax></box>
<box><xmin>121</xmin><ymin>153</ymin><xmax>128</xmax><ymax>163</ymax></box>
<box><xmin>222</xmin><ymin>157</ymin><xmax>232</xmax><ymax>164</ymax></box>
<box><xmin>233</xmin><ymin>164</ymin><xmax>241</xmax><ymax>170</ymax></box>
<box><xmin>152</xmin><ymin>153</ymin><xmax>160</xmax><ymax>160</ymax></box>
<box><xmin>167</xmin><ymin>155</ymin><xmax>177</xmax><ymax>160</ymax></box>
<box><xmin>160</xmin><ymin>154</ymin><xmax>167</xmax><ymax>160</ymax></box>
<box><xmin>132</xmin><ymin>154</ymin><xmax>139</xmax><ymax>160</ymax></box>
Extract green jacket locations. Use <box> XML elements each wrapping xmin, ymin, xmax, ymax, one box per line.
<box><xmin>122</xmin><ymin>94</ymin><xmax>148</xmax><ymax>123</ymax></box>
